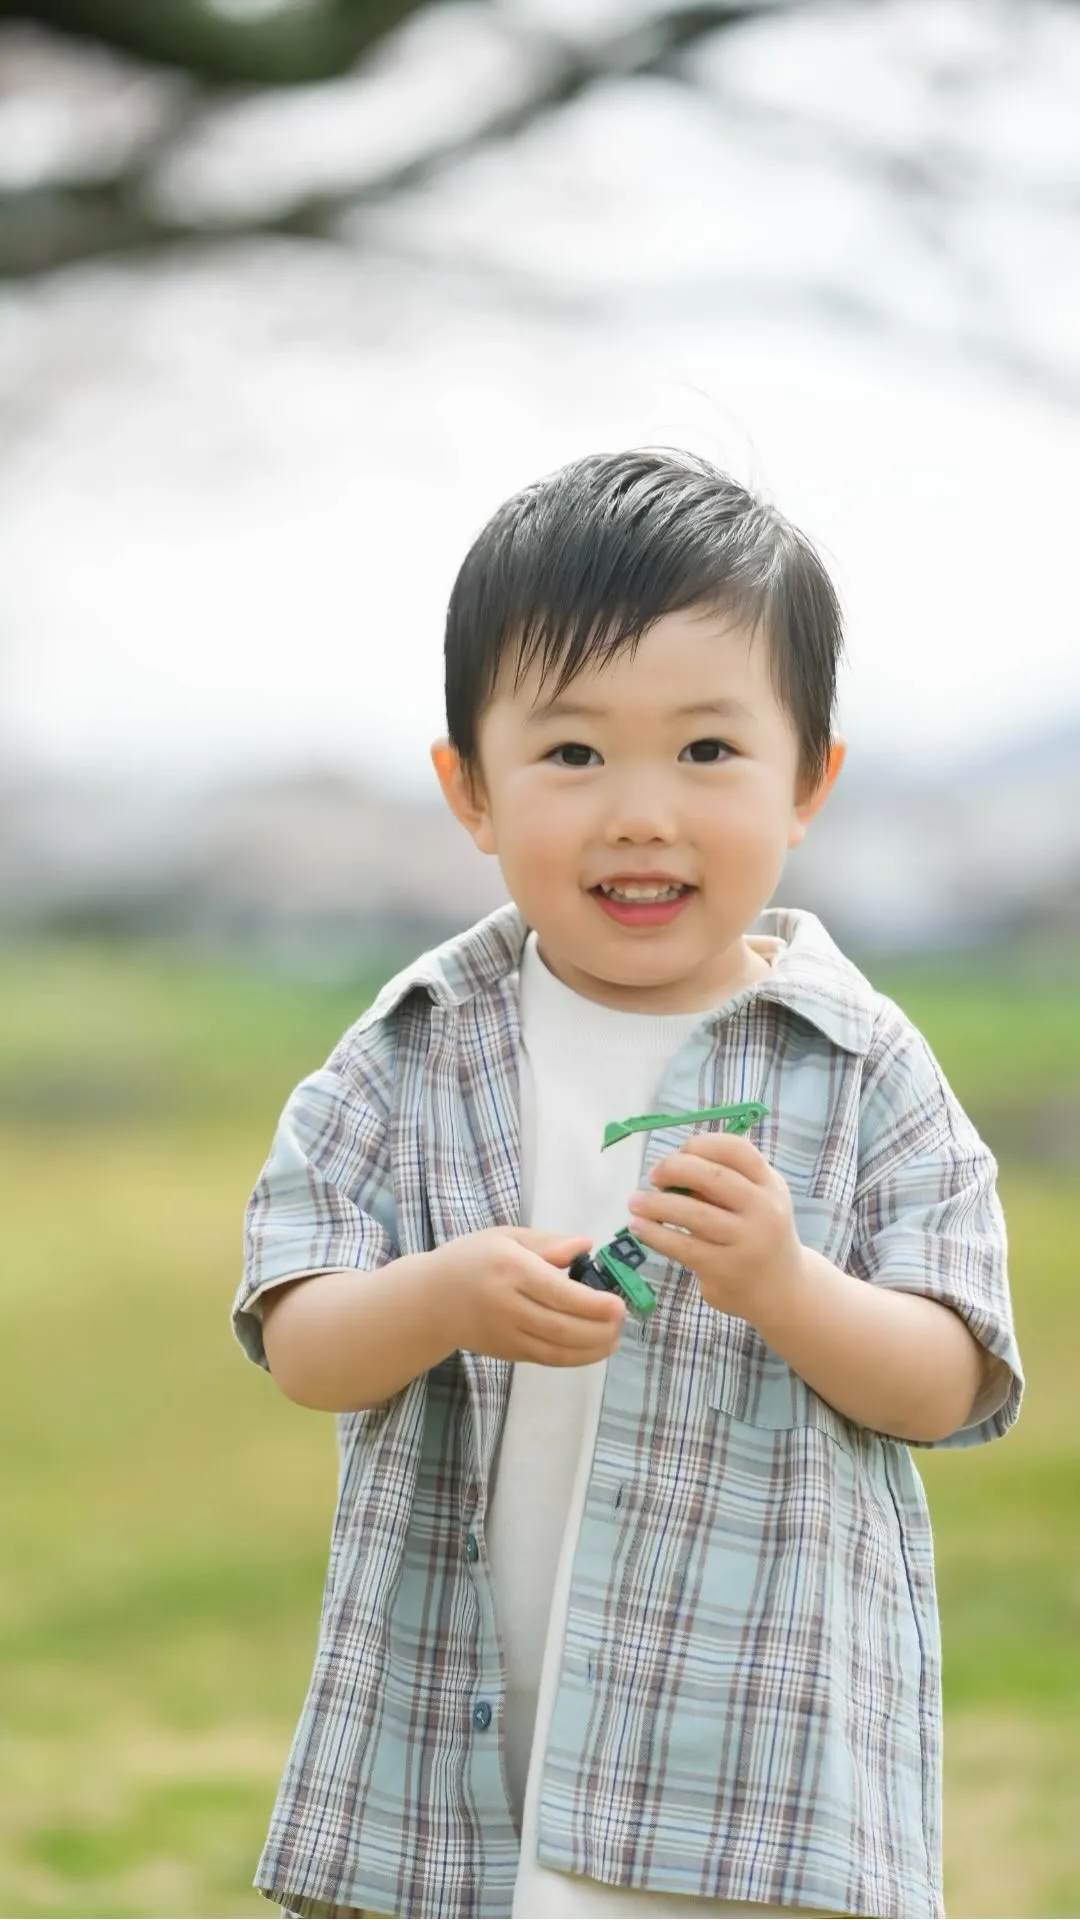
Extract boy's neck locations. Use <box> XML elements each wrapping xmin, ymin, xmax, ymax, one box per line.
<box><xmin>533</xmin><ymin>933</ymin><xmax>780</xmax><ymax>1016</ymax></box>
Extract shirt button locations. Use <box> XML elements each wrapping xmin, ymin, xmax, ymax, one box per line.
<box><xmin>472</xmin><ymin>1700</ymin><xmax>493</xmax><ymax>1731</ymax></box>
<box><xmin>465</xmin><ymin>1532</ymin><xmax>479</xmax><ymax>1563</ymax></box>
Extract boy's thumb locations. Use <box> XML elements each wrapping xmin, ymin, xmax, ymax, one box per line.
<box><xmin>507</xmin><ymin>1228</ymin><xmax>592</xmax><ymax>1261</ymax></box>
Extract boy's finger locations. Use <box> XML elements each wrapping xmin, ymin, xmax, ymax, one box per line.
<box><xmin>629</xmin><ymin>1187</ymin><xmax>737</xmax><ymax>1245</ymax></box>
<box><xmin>519</xmin><ymin>1305</ymin><xmax>624</xmax><ymax>1359</ymax></box>
<box><xmin>523</xmin><ymin>1332</ymin><xmax>621</xmax><ymax>1367</ymax></box>
<box><xmin>626</xmin><ymin>1216</ymin><xmax>701</xmax><ymax>1268</ymax></box>
<box><xmin>645</xmin><ymin>1144</ymin><xmax>757</xmax><ymax>1205</ymax></box>
<box><xmin>656</xmin><ymin>1131</ymin><xmax>769</xmax><ymax>1184</ymax></box>
<box><xmin>521</xmin><ymin>1258</ymin><xmax>625</xmax><ymax>1320</ymax></box>
<box><xmin>522</xmin><ymin>1320</ymin><xmax>622</xmax><ymax>1367</ymax></box>
<box><xmin>504</xmin><ymin>1228</ymin><xmax>593</xmax><ymax>1262</ymax></box>
<box><xmin>634</xmin><ymin>1167</ymin><xmax>745</xmax><ymax>1228</ymax></box>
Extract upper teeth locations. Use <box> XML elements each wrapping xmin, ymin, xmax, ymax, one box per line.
<box><xmin>600</xmin><ymin>882</ymin><xmax>686</xmax><ymax>900</ymax></box>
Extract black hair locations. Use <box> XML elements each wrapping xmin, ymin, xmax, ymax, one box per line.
<box><xmin>444</xmin><ymin>448</ymin><xmax>843</xmax><ymax>795</ymax></box>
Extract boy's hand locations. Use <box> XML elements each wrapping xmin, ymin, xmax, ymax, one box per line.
<box><xmin>626</xmin><ymin>1132</ymin><xmax>803</xmax><ymax>1328</ymax></box>
<box><xmin>435</xmin><ymin>1227</ymin><xmax>625</xmax><ymax>1367</ymax></box>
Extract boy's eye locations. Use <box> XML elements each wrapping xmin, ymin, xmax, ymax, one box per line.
<box><xmin>680</xmin><ymin>738</ymin><xmax>733</xmax><ymax>764</ymax></box>
<box><xmin>547</xmin><ymin>742</ymin><xmax>601</xmax><ymax>767</ymax></box>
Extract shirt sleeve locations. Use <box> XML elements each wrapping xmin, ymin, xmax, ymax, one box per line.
<box><xmin>849</xmin><ymin>1001</ymin><xmax>1023</xmax><ymax>1448</ymax></box>
<box><xmin>232</xmin><ymin>1063</ymin><xmax>397</xmax><ymax>1371</ymax></box>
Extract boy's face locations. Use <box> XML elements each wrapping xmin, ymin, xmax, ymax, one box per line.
<box><xmin>434</xmin><ymin>605</ymin><xmax>842</xmax><ymax>1012</ymax></box>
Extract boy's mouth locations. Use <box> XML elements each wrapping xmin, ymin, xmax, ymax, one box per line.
<box><xmin>590</xmin><ymin>879</ymin><xmax>696</xmax><ymax>927</ymax></box>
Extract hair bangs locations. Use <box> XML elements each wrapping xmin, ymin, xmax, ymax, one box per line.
<box><xmin>443</xmin><ymin>449</ymin><xmax>842</xmax><ymax>788</ymax></box>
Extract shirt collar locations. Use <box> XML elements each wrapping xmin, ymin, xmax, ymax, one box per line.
<box><xmin>746</xmin><ymin>907</ymin><xmax>877</xmax><ymax>1055</ymax></box>
<box><xmin>364</xmin><ymin>902</ymin><xmax>877</xmax><ymax>1057</ymax></box>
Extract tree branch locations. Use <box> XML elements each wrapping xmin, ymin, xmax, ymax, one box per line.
<box><xmin>0</xmin><ymin>0</ymin><xmax>1072</xmax><ymax>415</ymax></box>
<box><xmin>0</xmin><ymin>0</ymin><xmax>435</xmax><ymax>87</ymax></box>
<box><xmin>0</xmin><ymin>2</ymin><xmax>802</xmax><ymax>278</ymax></box>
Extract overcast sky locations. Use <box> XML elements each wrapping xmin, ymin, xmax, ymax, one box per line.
<box><xmin>0</xmin><ymin>0</ymin><xmax>1076</xmax><ymax>795</ymax></box>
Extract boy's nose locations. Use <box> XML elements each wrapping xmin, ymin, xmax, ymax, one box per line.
<box><xmin>600</xmin><ymin>788</ymin><xmax>679</xmax><ymax>846</ymax></box>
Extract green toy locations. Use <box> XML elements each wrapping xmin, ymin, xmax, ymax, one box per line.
<box><xmin>568</xmin><ymin>1100</ymin><xmax>769</xmax><ymax>1320</ymax></box>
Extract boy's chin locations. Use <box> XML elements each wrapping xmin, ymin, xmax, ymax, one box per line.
<box><xmin>572</xmin><ymin>949</ymin><xmax>703</xmax><ymax>992</ymax></box>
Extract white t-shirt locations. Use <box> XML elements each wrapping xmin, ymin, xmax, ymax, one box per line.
<box><xmin>486</xmin><ymin>936</ymin><xmax>725</xmax><ymax>1918</ymax></box>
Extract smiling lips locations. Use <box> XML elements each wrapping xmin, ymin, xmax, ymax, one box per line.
<box><xmin>591</xmin><ymin>876</ymin><xmax>696</xmax><ymax>927</ymax></box>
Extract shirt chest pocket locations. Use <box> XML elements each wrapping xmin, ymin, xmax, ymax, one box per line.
<box><xmin>708</xmin><ymin>1194</ymin><xmax>855</xmax><ymax>1434</ymax></box>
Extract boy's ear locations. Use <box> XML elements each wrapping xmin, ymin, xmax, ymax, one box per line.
<box><xmin>430</xmin><ymin>739</ymin><xmax>497</xmax><ymax>855</ymax></box>
<box><xmin>788</xmin><ymin>738</ymin><xmax>845</xmax><ymax>848</ymax></box>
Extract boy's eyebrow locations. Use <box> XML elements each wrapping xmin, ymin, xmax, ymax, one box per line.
<box><xmin>525</xmin><ymin>694</ymin><xmax>755</xmax><ymax>725</ymax></box>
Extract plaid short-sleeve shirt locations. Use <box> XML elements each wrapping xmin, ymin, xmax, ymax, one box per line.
<box><xmin>233</xmin><ymin>905</ymin><xmax>1022</xmax><ymax>1920</ymax></box>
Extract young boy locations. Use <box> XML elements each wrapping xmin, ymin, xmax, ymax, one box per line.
<box><xmin>233</xmin><ymin>449</ymin><xmax>1022</xmax><ymax>1920</ymax></box>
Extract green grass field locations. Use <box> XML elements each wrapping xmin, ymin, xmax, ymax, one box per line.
<box><xmin>0</xmin><ymin>942</ymin><xmax>1077</xmax><ymax>1918</ymax></box>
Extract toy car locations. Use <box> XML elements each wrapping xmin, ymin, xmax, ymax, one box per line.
<box><xmin>568</xmin><ymin>1229</ymin><xmax>657</xmax><ymax>1320</ymax></box>
<box><xmin>570</xmin><ymin>1099</ymin><xmax>770</xmax><ymax>1322</ymax></box>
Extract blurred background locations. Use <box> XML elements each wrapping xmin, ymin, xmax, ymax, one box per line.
<box><xmin>0</xmin><ymin>0</ymin><xmax>1077</xmax><ymax>1914</ymax></box>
